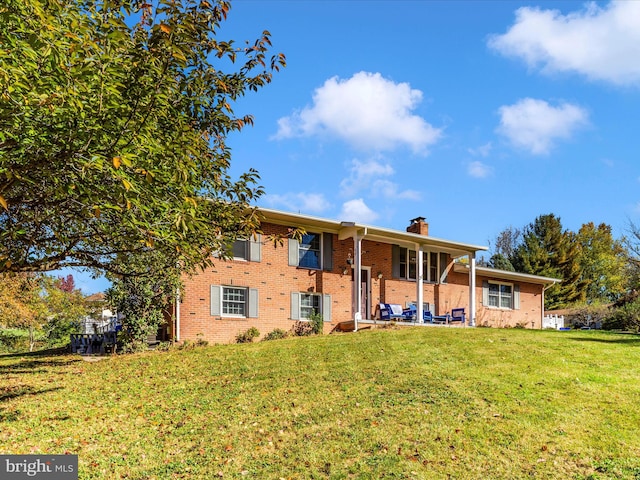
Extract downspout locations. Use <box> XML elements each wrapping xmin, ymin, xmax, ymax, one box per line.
<box><xmin>469</xmin><ymin>252</ymin><xmax>476</xmax><ymax>327</ymax></box>
<box><xmin>175</xmin><ymin>288</ymin><xmax>181</xmax><ymax>342</ymax></box>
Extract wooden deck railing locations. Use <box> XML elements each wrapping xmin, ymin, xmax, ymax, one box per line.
<box><xmin>70</xmin><ymin>332</ymin><xmax>117</xmax><ymax>354</ymax></box>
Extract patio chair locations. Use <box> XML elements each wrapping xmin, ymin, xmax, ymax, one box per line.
<box><xmin>450</xmin><ymin>308</ymin><xmax>466</xmax><ymax>323</ymax></box>
<box><xmin>379</xmin><ymin>303</ymin><xmax>404</xmax><ymax>320</ymax></box>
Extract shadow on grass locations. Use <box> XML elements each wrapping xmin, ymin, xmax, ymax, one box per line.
<box><xmin>567</xmin><ymin>334</ymin><xmax>640</xmax><ymax>345</ymax></box>
<box><xmin>0</xmin><ymin>347</ymin><xmax>81</xmax><ymax>374</ymax></box>
<box><xmin>0</xmin><ymin>385</ymin><xmax>64</xmax><ymax>403</ymax></box>
<box><xmin>0</xmin><ymin>346</ymin><xmax>70</xmax><ymax>359</ymax></box>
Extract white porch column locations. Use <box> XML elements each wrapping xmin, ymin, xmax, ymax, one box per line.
<box><xmin>468</xmin><ymin>252</ymin><xmax>476</xmax><ymax>327</ymax></box>
<box><xmin>416</xmin><ymin>245</ymin><xmax>424</xmax><ymax>323</ymax></box>
<box><xmin>354</xmin><ymin>233</ymin><xmax>363</xmax><ymax>331</ymax></box>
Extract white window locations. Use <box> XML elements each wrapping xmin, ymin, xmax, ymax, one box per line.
<box><xmin>394</xmin><ymin>246</ymin><xmax>442</xmax><ymax>282</ymax></box>
<box><xmin>298</xmin><ymin>233</ymin><xmax>321</xmax><ymax>269</ymax></box>
<box><xmin>218</xmin><ymin>235</ymin><xmax>262</xmax><ymax>262</ymax></box>
<box><xmin>210</xmin><ymin>285</ymin><xmax>259</xmax><ymax>318</ymax></box>
<box><xmin>231</xmin><ymin>240</ymin><xmax>247</xmax><ymax>260</ymax></box>
<box><xmin>429</xmin><ymin>252</ymin><xmax>438</xmax><ymax>282</ymax></box>
<box><xmin>288</xmin><ymin>233</ymin><xmax>332</xmax><ymax>271</ymax></box>
<box><xmin>487</xmin><ymin>282</ymin><xmax>513</xmax><ymax>309</ymax></box>
<box><xmin>300</xmin><ymin>293</ymin><xmax>322</xmax><ymax>319</ymax></box>
<box><xmin>290</xmin><ymin>292</ymin><xmax>332</xmax><ymax>322</ymax></box>
<box><xmin>223</xmin><ymin>287</ymin><xmax>247</xmax><ymax>316</ymax></box>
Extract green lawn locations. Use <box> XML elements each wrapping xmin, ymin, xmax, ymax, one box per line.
<box><xmin>2</xmin><ymin>327</ymin><xmax>640</xmax><ymax>479</ymax></box>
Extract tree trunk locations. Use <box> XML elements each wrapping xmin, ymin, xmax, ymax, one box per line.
<box><xmin>29</xmin><ymin>325</ymin><xmax>35</xmax><ymax>352</ymax></box>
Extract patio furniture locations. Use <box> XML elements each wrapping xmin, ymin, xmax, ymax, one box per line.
<box><xmin>379</xmin><ymin>303</ymin><xmax>404</xmax><ymax>320</ymax></box>
<box><xmin>450</xmin><ymin>308</ymin><xmax>466</xmax><ymax>323</ymax></box>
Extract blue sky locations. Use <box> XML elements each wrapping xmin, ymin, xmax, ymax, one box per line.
<box><xmin>69</xmin><ymin>0</ymin><xmax>640</xmax><ymax>293</ymax></box>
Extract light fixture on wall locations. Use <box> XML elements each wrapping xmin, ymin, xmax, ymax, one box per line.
<box><xmin>377</xmin><ymin>271</ymin><xmax>383</xmax><ymax>279</ymax></box>
<box><xmin>342</xmin><ymin>266</ymin><xmax>349</xmax><ymax>275</ymax></box>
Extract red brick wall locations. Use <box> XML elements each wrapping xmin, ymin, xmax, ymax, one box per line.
<box><xmin>176</xmin><ymin>222</ymin><xmax>546</xmax><ymax>343</ymax></box>
<box><xmin>475</xmin><ymin>276</ymin><xmax>544</xmax><ymax>328</ymax></box>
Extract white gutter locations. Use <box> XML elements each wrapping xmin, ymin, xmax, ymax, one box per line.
<box><xmin>175</xmin><ymin>288</ymin><xmax>181</xmax><ymax>342</ymax></box>
<box><xmin>469</xmin><ymin>252</ymin><xmax>477</xmax><ymax>327</ymax></box>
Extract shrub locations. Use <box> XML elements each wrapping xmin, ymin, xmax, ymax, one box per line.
<box><xmin>603</xmin><ymin>300</ymin><xmax>640</xmax><ymax>332</ymax></box>
<box><xmin>263</xmin><ymin>328</ymin><xmax>288</xmax><ymax>341</ymax></box>
<box><xmin>236</xmin><ymin>327</ymin><xmax>260</xmax><ymax>343</ymax></box>
<box><xmin>178</xmin><ymin>339</ymin><xmax>193</xmax><ymax>350</ymax></box>
<box><xmin>155</xmin><ymin>341</ymin><xmax>172</xmax><ymax>351</ymax></box>
<box><xmin>178</xmin><ymin>337</ymin><xmax>212</xmax><ymax>350</ymax></box>
<box><xmin>290</xmin><ymin>321</ymin><xmax>314</xmax><ymax>337</ymax></box>
<box><xmin>290</xmin><ymin>314</ymin><xmax>324</xmax><ymax>337</ymax></box>
<box><xmin>121</xmin><ymin>339</ymin><xmax>148</xmax><ymax>354</ymax></box>
<box><xmin>569</xmin><ymin>304</ymin><xmax>610</xmax><ymax>329</ymax></box>
<box><xmin>309</xmin><ymin>313</ymin><xmax>324</xmax><ymax>335</ymax></box>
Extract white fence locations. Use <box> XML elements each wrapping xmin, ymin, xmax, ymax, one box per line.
<box><xmin>543</xmin><ymin>314</ymin><xmax>565</xmax><ymax>330</ymax></box>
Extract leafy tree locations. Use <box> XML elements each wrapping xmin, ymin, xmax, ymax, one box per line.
<box><xmin>0</xmin><ymin>273</ymin><xmax>88</xmax><ymax>351</ymax></box>
<box><xmin>492</xmin><ymin>226</ymin><xmax>521</xmax><ymax>261</ymax></box>
<box><xmin>58</xmin><ymin>274</ymin><xmax>76</xmax><ymax>293</ymax></box>
<box><xmin>0</xmin><ymin>0</ymin><xmax>284</xmax><ymax>277</ymax></box>
<box><xmin>625</xmin><ymin>221</ymin><xmax>640</xmax><ymax>294</ymax></box>
<box><xmin>0</xmin><ymin>273</ymin><xmax>42</xmax><ymax>350</ymax></box>
<box><xmin>575</xmin><ymin>222</ymin><xmax>627</xmax><ymax>303</ymax></box>
<box><xmin>42</xmin><ymin>275</ymin><xmax>88</xmax><ymax>344</ymax></box>
<box><xmin>512</xmin><ymin>214</ymin><xmax>585</xmax><ymax>309</ymax></box>
<box><xmin>105</xmin><ymin>251</ymin><xmax>181</xmax><ymax>352</ymax></box>
<box><xmin>603</xmin><ymin>299</ymin><xmax>640</xmax><ymax>332</ymax></box>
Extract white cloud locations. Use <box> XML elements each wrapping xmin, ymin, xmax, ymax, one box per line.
<box><xmin>371</xmin><ymin>179</ymin><xmax>422</xmax><ymax>200</ymax></box>
<box><xmin>274</xmin><ymin>72</ymin><xmax>442</xmax><ymax>153</ymax></box>
<box><xmin>263</xmin><ymin>192</ymin><xmax>331</xmax><ymax>214</ymax></box>
<box><xmin>488</xmin><ymin>2</ymin><xmax>640</xmax><ymax>86</ymax></box>
<box><xmin>339</xmin><ymin>157</ymin><xmax>421</xmax><ymax>200</ymax></box>
<box><xmin>340</xmin><ymin>157</ymin><xmax>394</xmax><ymax>195</ymax></box>
<box><xmin>467</xmin><ymin>161</ymin><xmax>492</xmax><ymax>178</ymax></box>
<box><xmin>468</xmin><ymin>142</ymin><xmax>492</xmax><ymax>157</ymax></box>
<box><xmin>496</xmin><ymin>98</ymin><xmax>588</xmax><ymax>154</ymax></box>
<box><xmin>339</xmin><ymin>199</ymin><xmax>379</xmax><ymax>223</ymax></box>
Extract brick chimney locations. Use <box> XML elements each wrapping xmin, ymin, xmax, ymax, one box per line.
<box><xmin>406</xmin><ymin>216</ymin><xmax>429</xmax><ymax>236</ymax></box>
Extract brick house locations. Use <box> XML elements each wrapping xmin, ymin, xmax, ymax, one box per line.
<box><xmin>171</xmin><ymin>208</ymin><xmax>558</xmax><ymax>344</ymax></box>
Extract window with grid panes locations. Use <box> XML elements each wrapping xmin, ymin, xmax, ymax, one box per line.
<box><xmin>300</xmin><ymin>293</ymin><xmax>321</xmax><ymax>319</ymax></box>
<box><xmin>488</xmin><ymin>282</ymin><xmax>513</xmax><ymax>309</ymax></box>
<box><xmin>299</xmin><ymin>233</ymin><xmax>321</xmax><ymax>269</ymax></box>
<box><xmin>222</xmin><ymin>287</ymin><xmax>247</xmax><ymax>316</ymax></box>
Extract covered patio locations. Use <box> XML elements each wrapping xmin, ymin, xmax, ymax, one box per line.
<box><xmin>337</xmin><ymin>219</ymin><xmax>487</xmax><ymax>331</ymax></box>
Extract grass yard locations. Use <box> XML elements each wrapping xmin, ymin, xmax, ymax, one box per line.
<box><xmin>1</xmin><ymin>327</ymin><xmax>640</xmax><ymax>479</ymax></box>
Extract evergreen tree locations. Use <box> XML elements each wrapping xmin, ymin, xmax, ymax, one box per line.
<box><xmin>488</xmin><ymin>253</ymin><xmax>515</xmax><ymax>271</ymax></box>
